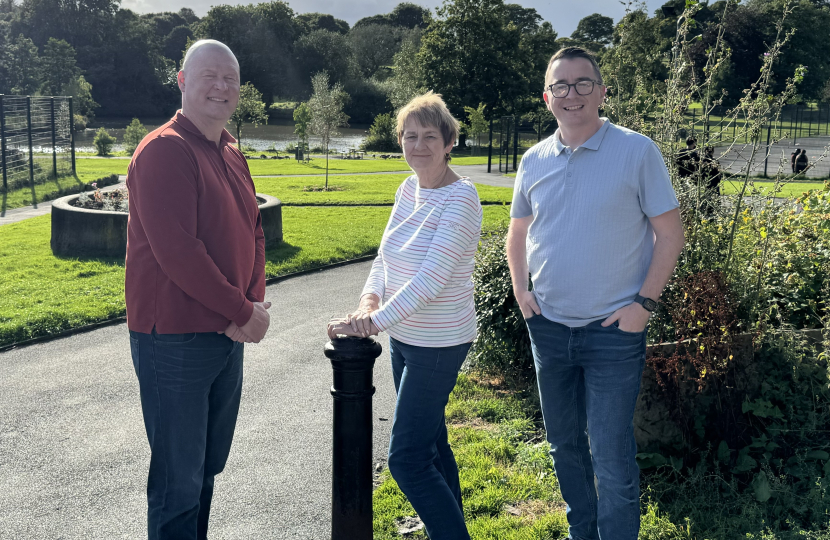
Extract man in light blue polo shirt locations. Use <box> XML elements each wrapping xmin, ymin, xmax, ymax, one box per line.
<box><xmin>507</xmin><ymin>47</ymin><xmax>685</xmax><ymax>540</ymax></box>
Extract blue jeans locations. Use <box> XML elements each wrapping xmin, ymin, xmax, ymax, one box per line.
<box><xmin>525</xmin><ymin>316</ymin><xmax>646</xmax><ymax>540</ymax></box>
<box><xmin>129</xmin><ymin>329</ymin><xmax>244</xmax><ymax>540</ymax></box>
<box><xmin>387</xmin><ymin>337</ymin><xmax>472</xmax><ymax>540</ymax></box>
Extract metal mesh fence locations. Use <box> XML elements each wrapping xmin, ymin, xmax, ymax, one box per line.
<box><xmin>1</xmin><ymin>95</ymin><xmax>75</xmax><ymax>198</ymax></box>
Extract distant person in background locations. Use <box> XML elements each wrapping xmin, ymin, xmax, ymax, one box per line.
<box><xmin>676</xmin><ymin>136</ymin><xmax>699</xmax><ymax>177</ymax></box>
<box><xmin>791</xmin><ymin>148</ymin><xmax>801</xmax><ymax>173</ymax></box>
<box><xmin>795</xmin><ymin>148</ymin><xmax>809</xmax><ymax>174</ymax></box>
<box><xmin>126</xmin><ymin>39</ymin><xmax>270</xmax><ymax>540</ymax></box>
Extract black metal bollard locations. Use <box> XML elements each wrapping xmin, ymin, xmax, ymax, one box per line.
<box><xmin>324</xmin><ymin>336</ymin><xmax>382</xmax><ymax>540</ymax></box>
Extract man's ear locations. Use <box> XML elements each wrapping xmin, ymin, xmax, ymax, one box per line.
<box><xmin>543</xmin><ymin>92</ymin><xmax>550</xmax><ymax>105</ymax></box>
<box><xmin>177</xmin><ymin>71</ymin><xmax>186</xmax><ymax>92</ymax></box>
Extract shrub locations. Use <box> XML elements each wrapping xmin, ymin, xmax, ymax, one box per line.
<box><xmin>122</xmin><ymin>118</ymin><xmax>147</xmax><ymax>155</ymax></box>
<box><xmin>469</xmin><ymin>224</ymin><xmax>534</xmax><ymax>385</ymax></box>
<box><xmin>73</xmin><ymin>114</ymin><xmax>88</xmax><ymax>132</ymax></box>
<box><xmin>360</xmin><ymin>113</ymin><xmax>399</xmax><ymax>152</ymax></box>
<box><xmin>93</xmin><ymin>127</ymin><xmax>116</xmax><ymax>156</ymax></box>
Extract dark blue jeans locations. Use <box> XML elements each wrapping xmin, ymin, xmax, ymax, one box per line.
<box><xmin>129</xmin><ymin>329</ymin><xmax>244</xmax><ymax>540</ymax></box>
<box><xmin>387</xmin><ymin>337</ymin><xmax>472</xmax><ymax>540</ymax></box>
<box><xmin>525</xmin><ymin>316</ymin><xmax>646</xmax><ymax>540</ymax></box>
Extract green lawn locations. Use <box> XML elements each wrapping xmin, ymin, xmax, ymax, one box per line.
<box><xmin>254</xmin><ymin>174</ymin><xmax>513</xmax><ymax>206</ymax></box>
<box><xmin>0</xmin><ymin>206</ymin><xmax>510</xmax><ymax>347</ymax></box>
<box><xmin>1</xmin><ymin>174</ymin><xmax>86</xmax><ymax>210</ymax></box>
<box><xmin>373</xmin><ymin>373</ymin><xmax>688</xmax><ymax>539</ymax></box>
<box><xmin>76</xmin><ymin>157</ymin><xmax>129</xmax><ymax>180</ymax></box>
<box><xmin>720</xmin><ymin>179</ymin><xmax>825</xmax><ymax>199</ymax></box>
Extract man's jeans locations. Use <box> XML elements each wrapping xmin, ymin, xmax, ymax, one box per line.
<box><xmin>387</xmin><ymin>337</ymin><xmax>472</xmax><ymax>540</ymax></box>
<box><xmin>129</xmin><ymin>329</ymin><xmax>244</xmax><ymax>540</ymax></box>
<box><xmin>525</xmin><ymin>316</ymin><xmax>646</xmax><ymax>540</ymax></box>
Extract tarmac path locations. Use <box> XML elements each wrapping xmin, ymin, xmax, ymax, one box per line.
<box><xmin>0</xmin><ymin>260</ymin><xmax>396</xmax><ymax>539</ymax></box>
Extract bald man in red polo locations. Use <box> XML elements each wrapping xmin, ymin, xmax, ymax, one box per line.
<box><xmin>126</xmin><ymin>39</ymin><xmax>270</xmax><ymax>540</ymax></box>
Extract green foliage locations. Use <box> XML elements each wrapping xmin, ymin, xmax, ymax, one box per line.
<box><xmin>295</xmin><ymin>12</ymin><xmax>349</xmax><ymax>35</ymax></box>
<box><xmin>122</xmin><ymin>118</ymin><xmax>148</xmax><ymax>156</ymax></box>
<box><xmin>92</xmin><ymin>127</ymin><xmax>116</xmax><ymax>156</ymax></box>
<box><xmin>293</xmin><ymin>101</ymin><xmax>312</xmax><ymax>155</ymax></box>
<box><xmin>38</xmin><ymin>38</ymin><xmax>80</xmax><ymax>95</ymax></box>
<box><xmin>293</xmin><ymin>29</ymin><xmax>351</xmax><ymax>85</ymax></box>
<box><xmin>360</xmin><ymin>113</ymin><xmax>398</xmax><ymax>152</ymax></box>
<box><xmin>469</xmin><ymin>224</ymin><xmax>535</xmax><ymax>385</ymax></box>
<box><xmin>229</xmin><ymin>82</ymin><xmax>268</xmax><ymax>150</ymax></box>
<box><xmin>418</xmin><ymin>0</ymin><xmax>558</xmax><ymax>118</ymax></box>
<box><xmin>384</xmin><ymin>34</ymin><xmax>424</xmax><ymax>110</ymax></box>
<box><xmin>63</xmin><ymin>75</ymin><xmax>99</xmax><ymax>120</ymax></box>
<box><xmin>464</xmin><ymin>102</ymin><xmax>489</xmax><ymax>152</ymax></box>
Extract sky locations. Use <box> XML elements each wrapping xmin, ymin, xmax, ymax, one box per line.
<box><xmin>119</xmin><ymin>0</ymin><xmax>668</xmax><ymax>37</ymax></box>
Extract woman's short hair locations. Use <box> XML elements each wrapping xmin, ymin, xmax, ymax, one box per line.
<box><xmin>396</xmin><ymin>91</ymin><xmax>460</xmax><ymax>148</ymax></box>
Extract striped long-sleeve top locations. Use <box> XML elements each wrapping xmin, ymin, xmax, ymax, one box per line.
<box><xmin>362</xmin><ymin>176</ymin><xmax>483</xmax><ymax>348</ymax></box>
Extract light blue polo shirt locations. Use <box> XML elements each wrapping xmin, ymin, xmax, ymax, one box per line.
<box><xmin>510</xmin><ymin>119</ymin><xmax>679</xmax><ymax>327</ymax></box>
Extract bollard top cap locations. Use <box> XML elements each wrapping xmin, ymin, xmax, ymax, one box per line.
<box><xmin>324</xmin><ymin>336</ymin><xmax>383</xmax><ymax>363</ymax></box>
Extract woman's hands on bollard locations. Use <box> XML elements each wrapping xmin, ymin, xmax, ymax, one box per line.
<box><xmin>346</xmin><ymin>294</ymin><xmax>380</xmax><ymax>337</ymax></box>
<box><xmin>327</xmin><ymin>316</ymin><xmax>380</xmax><ymax>340</ymax></box>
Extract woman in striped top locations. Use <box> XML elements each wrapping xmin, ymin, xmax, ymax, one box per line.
<box><xmin>328</xmin><ymin>92</ymin><xmax>482</xmax><ymax>539</ymax></box>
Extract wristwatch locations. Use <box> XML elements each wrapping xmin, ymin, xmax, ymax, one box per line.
<box><xmin>634</xmin><ymin>294</ymin><xmax>658</xmax><ymax>312</ymax></box>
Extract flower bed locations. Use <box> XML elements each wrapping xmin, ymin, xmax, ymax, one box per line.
<box><xmin>51</xmin><ymin>192</ymin><xmax>282</xmax><ymax>258</ymax></box>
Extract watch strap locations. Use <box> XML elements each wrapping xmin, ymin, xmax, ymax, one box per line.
<box><xmin>634</xmin><ymin>294</ymin><xmax>658</xmax><ymax>312</ymax></box>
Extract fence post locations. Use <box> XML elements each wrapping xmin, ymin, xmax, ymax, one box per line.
<box><xmin>26</xmin><ymin>96</ymin><xmax>36</xmax><ymax>208</ymax></box>
<box><xmin>763</xmin><ymin>123</ymin><xmax>772</xmax><ymax>178</ymax></box>
<box><xmin>51</xmin><ymin>98</ymin><xmax>58</xmax><ymax>179</ymax></box>
<box><xmin>807</xmin><ymin>104</ymin><xmax>813</xmax><ymax>138</ymax></box>
<box><xmin>790</xmin><ymin>105</ymin><xmax>801</xmax><ymax>146</ymax></box>
<box><xmin>68</xmin><ymin>97</ymin><xmax>76</xmax><ymax>175</ymax></box>
<box><xmin>487</xmin><ymin>117</ymin><xmax>493</xmax><ymax>173</ymax></box>
<box><xmin>1</xmin><ymin>95</ymin><xmax>7</xmax><ymax>203</ymax></box>
<box><xmin>513</xmin><ymin>116</ymin><xmax>519</xmax><ymax>172</ymax></box>
<box><xmin>324</xmin><ymin>336</ymin><xmax>381</xmax><ymax>540</ymax></box>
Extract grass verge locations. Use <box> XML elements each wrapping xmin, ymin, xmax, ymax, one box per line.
<box><xmin>720</xmin><ymin>179</ymin><xmax>826</xmax><ymax>199</ymax></box>
<box><xmin>0</xmin><ymin>206</ymin><xmax>510</xmax><ymax>347</ymax></box>
<box><xmin>373</xmin><ymin>373</ymin><xmax>694</xmax><ymax>539</ymax></box>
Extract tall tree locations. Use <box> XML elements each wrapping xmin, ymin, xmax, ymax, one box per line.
<box><xmin>386</xmin><ymin>35</ymin><xmax>424</xmax><ymax>109</ymax></box>
<box><xmin>293</xmin><ymin>29</ymin><xmax>351</xmax><ymax>87</ymax></box>
<box><xmin>39</xmin><ymin>38</ymin><xmax>80</xmax><ymax>95</ymax></box>
<box><xmin>4</xmin><ymin>34</ymin><xmax>40</xmax><ymax>94</ymax></box>
<box><xmin>348</xmin><ymin>24</ymin><xmax>409</xmax><ymax>78</ymax></box>
<box><xmin>295</xmin><ymin>12</ymin><xmax>349</xmax><ymax>34</ymax></box>
<box><xmin>293</xmin><ymin>101</ymin><xmax>312</xmax><ymax>158</ymax></box>
<box><xmin>308</xmin><ymin>72</ymin><xmax>349</xmax><ymax>189</ymax></box>
<box><xmin>571</xmin><ymin>13</ymin><xmax>614</xmax><ymax>46</ymax></box>
<box><xmin>419</xmin><ymin>0</ymin><xmax>557</xmax><ymax>125</ymax></box>
<box><xmin>199</xmin><ymin>2</ymin><xmax>301</xmax><ymax>101</ymax></box>
<box><xmin>229</xmin><ymin>82</ymin><xmax>269</xmax><ymax>150</ymax></box>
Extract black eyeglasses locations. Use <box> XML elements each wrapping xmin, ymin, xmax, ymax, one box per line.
<box><xmin>547</xmin><ymin>80</ymin><xmax>601</xmax><ymax>98</ymax></box>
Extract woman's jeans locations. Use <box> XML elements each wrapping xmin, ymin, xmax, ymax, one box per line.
<box><xmin>525</xmin><ymin>316</ymin><xmax>646</xmax><ymax>540</ymax></box>
<box><xmin>129</xmin><ymin>329</ymin><xmax>244</xmax><ymax>540</ymax></box>
<box><xmin>387</xmin><ymin>337</ymin><xmax>472</xmax><ymax>540</ymax></box>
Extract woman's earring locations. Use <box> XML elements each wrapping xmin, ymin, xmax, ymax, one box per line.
<box><xmin>445</xmin><ymin>152</ymin><xmax>451</xmax><ymax>161</ymax></box>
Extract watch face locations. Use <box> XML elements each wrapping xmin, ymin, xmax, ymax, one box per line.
<box><xmin>643</xmin><ymin>298</ymin><xmax>658</xmax><ymax>312</ymax></box>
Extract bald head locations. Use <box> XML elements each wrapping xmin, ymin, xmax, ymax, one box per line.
<box><xmin>177</xmin><ymin>39</ymin><xmax>241</xmax><ymax>141</ymax></box>
<box><xmin>182</xmin><ymin>40</ymin><xmax>239</xmax><ymax>75</ymax></box>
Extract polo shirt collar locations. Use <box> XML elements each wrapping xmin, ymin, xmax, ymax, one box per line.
<box><xmin>551</xmin><ymin>117</ymin><xmax>612</xmax><ymax>156</ymax></box>
<box><xmin>173</xmin><ymin>110</ymin><xmax>237</xmax><ymax>146</ymax></box>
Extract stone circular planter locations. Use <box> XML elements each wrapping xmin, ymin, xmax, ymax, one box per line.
<box><xmin>51</xmin><ymin>193</ymin><xmax>282</xmax><ymax>258</ymax></box>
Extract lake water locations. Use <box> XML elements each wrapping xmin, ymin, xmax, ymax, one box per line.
<box><xmin>73</xmin><ymin>118</ymin><xmax>370</xmax><ymax>153</ymax></box>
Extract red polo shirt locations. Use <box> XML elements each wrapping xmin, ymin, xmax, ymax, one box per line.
<box><xmin>125</xmin><ymin>112</ymin><xmax>265</xmax><ymax>334</ymax></box>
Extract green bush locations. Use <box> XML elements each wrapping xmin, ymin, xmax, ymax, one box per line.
<box><xmin>360</xmin><ymin>113</ymin><xmax>399</xmax><ymax>152</ymax></box>
<box><xmin>93</xmin><ymin>127</ymin><xmax>116</xmax><ymax>156</ymax></box>
<box><xmin>73</xmin><ymin>114</ymin><xmax>88</xmax><ymax>132</ymax></box>
<box><xmin>469</xmin><ymin>224</ymin><xmax>534</xmax><ymax>384</ymax></box>
<box><xmin>122</xmin><ymin>118</ymin><xmax>147</xmax><ymax>155</ymax></box>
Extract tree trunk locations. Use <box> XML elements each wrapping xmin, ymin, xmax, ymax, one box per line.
<box><xmin>236</xmin><ymin>123</ymin><xmax>242</xmax><ymax>150</ymax></box>
<box><xmin>325</xmin><ymin>142</ymin><xmax>329</xmax><ymax>190</ymax></box>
